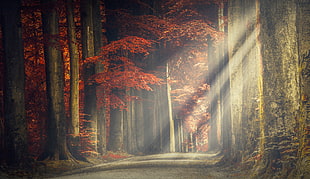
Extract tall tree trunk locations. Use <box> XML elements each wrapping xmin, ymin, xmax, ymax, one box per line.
<box><xmin>228</xmin><ymin>0</ymin><xmax>261</xmax><ymax>162</ymax></box>
<box><xmin>166</xmin><ymin>62</ymin><xmax>175</xmax><ymax>152</ymax></box>
<box><xmin>1</xmin><ymin>0</ymin><xmax>28</xmax><ymax>166</ymax></box>
<box><xmin>108</xmin><ymin>108</ymin><xmax>124</xmax><ymax>152</ymax></box>
<box><xmin>240</xmin><ymin>0</ymin><xmax>261</xmax><ymax>165</ymax></box>
<box><xmin>296</xmin><ymin>0</ymin><xmax>310</xmax><ymax>177</ymax></box>
<box><xmin>108</xmin><ymin>89</ymin><xmax>124</xmax><ymax>152</ymax></box>
<box><xmin>143</xmin><ymin>90</ymin><xmax>156</xmax><ymax>154</ymax></box>
<box><xmin>66</xmin><ymin>0</ymin><xmax>81</xmax><ymax>158</ymax></box>
<box><xmin>135</xmin><ymin>90</ymin><xmax>145</xmax><ymax>153</ymax></box>
<box><xmin>227</xmin><ymin>0</ymin><xmax>245</xmax><ymax>161</ymax></box>
<box><xmin>207</xmin><ymin>34</ymin><xmax>220</xmax><ymax>152</ymax></box>
<box><xmin>81</xmin><ymin>0</ymin><xmax>98</xmax><ymax>155</ymax></box>
<box><xmin>39</xmin><ymin>0</ymin><xmax>71</xmax><ymax>160</ymax></box>
<box><xmin>93</xmin><ymin>0</ymin><xmax>107</xmax><ymax>156</ymax></box>
<box><xmin>124</xmin><ymin>88</ymin><xmax>138</xmax><ymax>154</ymax></box>
<box><xmin>258</xmin><ymin>0</ymin><xmax>300</xmax><ymax>176</ymax></box>
<box><xmin>227</xmin><ymin>0</ymin><xmax>304</xmax><ymax>177</ymax></box>
<box><xmin>216</xmin><ymin>1</ymin><xmax>225</xmax><ymax>151</ymax></box>
<box><xmin>218</xmin><ymin>1</ymin><xmax>232</xmax><ymax>159</ymax></box>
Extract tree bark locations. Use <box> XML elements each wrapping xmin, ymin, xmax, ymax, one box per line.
<box><xmin>227</xmin><ymin>0</ymin><xmax>245</xmax><ymax>161</ymax></box>
<box><xmin>166</xmin><ymin>62</ymin><xmax>175</xmax><ymax>152</ymax></box>
<box><xmin>228</xmin><ymin>0</ymin><xmax>261</xmax><ymax>163</ymax></box>
<box><xmin>1</xmin><ymin>0</ymin><xmax>28</xmax><ymax>166</ymax></box>
<box><xmin>108</xmin><ymin>90</ymin><xmax>124</xmax><ymax>152</ymax></box>
<box><xmin>142</xmin><ymin>90</ymin><xmax>156</xmax><ymax>154</ymax></box>
<box><xmin>240</xmin><ymin>0</ymin><xmax>261</xmax><ymax>166</ymax></box>
<box><xmin>207</xmin><ymin>34</ymin><xmax>220</xmax><ymax>152</ymax></box>
<box><xmin>135</xmin><ymin>90</ymin><xmax>145</xmax><ymax>153</ymax></box>
<box><xmin>296</xmin><ymin>0</ymin><xmax>310</xmax><ymax>177</ymax></box>
<box><xmin>227</xmin><ymin>0</ymin><xmax>303</xmax><ymax>177</ymax></box>
<box><xmin>124</xmin><ymin>88</ymin><xmax>138</xmax><ymax>154</ymax></box>
<box><xmin>39</xmin><ymin>0</ymin><xmax>71</xmax><ymax>160</ymax></box>
<box><xmin>220</xmin><ymin>37</ymin><xmax>232</xmax><ymax>159</ymax></box>
<box><xmin>93</xmin><ymin>0</ymin><xmax>108</xmax><ymax>156</ymax></box>
<box><xmin>258</xmin><ymin>0</ymin><xmax>300</xmax><ymax>176</ymax></box>
<box><xmin>81</xmin><ymin>0</ymin><xmax>98</xmax><ymax>155</ymax></box>
<box><xmin>66</xmin><ymin>0</ymin><xmax>81</xmax><ymax>158</ymax></box>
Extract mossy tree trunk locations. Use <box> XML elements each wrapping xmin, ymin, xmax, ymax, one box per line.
<box><xmin>258</xmin><ymin>0</ymin><xmax>300</xmax><ymax>176</ymax></box>
<box><xmin>295</xmin><ymin>0</ymin><xmax>310</xmax><ymax>177</ymax></box>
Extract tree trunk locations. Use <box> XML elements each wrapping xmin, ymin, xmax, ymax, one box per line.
<box><xmin>39</xmin><ymin>0</ymin><xmax>71</xmax><ymax>160</ymax></box>
<box><xmin>258</xmin><ymin>0</ymin><xmax>300</xmax><ymax>176</ymax></box>
<box><xmin>207</xmin><ymin>34</ymin><xmax>220</xmax><ymax>152</ymax></box>
<box><xmin>227</xmin><ymin>0</ymin><xmax>246</xmax><ymax>161</ymax></box>
<box><xmin>220</xmin><ymin>1</ymin><xmax>232</xmax><ymax>159</ymax></box>
<box><xmin>108</xmin><ymin>90</ymin><xmax>124</xmax><ymax>152</ymax></box>
<box><xmin>96</xmin><ymin>85</ymin><xmax>107</xmax><ymax>155</ymax></box>
<box><xmin>228</xmin><ymin>0</ymin><xmax>262</xmax><ymax>163</ymax></box>
<box><xmin>143</xmin><ymin>90</ymin><xmax>156</xmax><ymax>154</ymax></box>
<box><xmin>227</xmin><ymin>0</ymin><xmax>304</xmax><ymax>177</ymax></box>
<box><xmin>216</xmin><ymin>1</ymin><xmax>225</xmax><ymax>152</ymax></box>
<box><xmin>1</xmin><ymin>0</ymin><xmax>28</xmax><ymax>166</ymax></box>
<box><xmin>81</xmin><ymin>0</ymin><xmax>98</xmax><ymax>155</ymax></box>
<box><xmin>156</xmin><ymin>85</ymin><xmax>165</xmax><ymax>153</ymax></box>
<box><xmin>124</xmin><ymin>88</ymin><xmax>138</xmax><ymax>154</ymax></box>
<box><xmin>296</xmin><ymin>0</ymin><xmax>310</xmax><ymax>177</ymax></box>
<box><xmin>240</xmin><ymin>0</ymin><xmax>261</xmax><ymax>166</ymax></box>
<box><xmin>135</xmin><ymin>90</ymin><xmax>145</xmax><ymax>153</ymax></box>
<box><xmin>166</xmin><ymin>62</ymin><xmax>175</xmax><ymax>152</ymax></box>
<box><xmin>66</xmin><ymin>0</ymin><xmax>81</xmax><ymax>158</ymax></box>
<box><xmin>93</xmin><ymin>0</ymin><xmax>108</xmax><ymax>156</ymax></box>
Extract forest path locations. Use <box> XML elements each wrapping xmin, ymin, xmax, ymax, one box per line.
<box><xmin>50</xmin><ymin>152</ymin><xmax>250</xmax><ymax>179</ymax></box>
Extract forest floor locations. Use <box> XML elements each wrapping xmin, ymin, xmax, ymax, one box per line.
<box><xmin>0</xmin><ymin>152</ymin><xmax>252</xmax><ymax>178</ymax></box>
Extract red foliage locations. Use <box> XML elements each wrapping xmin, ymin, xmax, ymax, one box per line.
<box><xmin>104</xmin><ymin>0</ymin><xmax>225</xmax><ymax>152</ymax></box>
<box><xmin>6</xmin><ymin>0</ymin><xmax>227</xmax><ymax>157</ymax></box>
<box><xmin>21</xmin><ymin>2</ymin><xmax>48</xmax><ymax>158</ymax></box>
<box><xmin>161</xmin><ymin>0</ymin><xmax>227</xmax><ymax>152</ymax></box>
<box><xmin>85</xmin><ymin>36</ymin><xmax>163</xmax><ymax>110</ymax></box>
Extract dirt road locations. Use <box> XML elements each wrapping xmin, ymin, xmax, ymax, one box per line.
<box><xmin>50</xmin><ymin>153</ymin><xmax>249</xmax><ymax>179</ymax></box>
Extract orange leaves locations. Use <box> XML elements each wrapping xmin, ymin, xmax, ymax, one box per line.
<box><xmin>86</xmin><ymin>36</ymin><xmax>154</xmax><ymax>75</ymax></box>
<box><xmin>91</xmin><ymin>67</ymin><xmax>163</xmax><ymax>91</ymax></box>
<box><xmin>100</xmin><ymin>36</ymin><xmax>152</xmax><ymax>57</ymax></box>
<box><xmin>161</xmin><ymin>20</ymin><xmax>224</xmax><ymax>43</ymax></box>
<box><xmin>84</xmin><ymin>36</ymin><xmax>163</xmax><ymax>110</ymax></box>
<box><xmin>84</xmin><ymin>55</ymin><xmax>101</xmax><ymax>64</ymax></box>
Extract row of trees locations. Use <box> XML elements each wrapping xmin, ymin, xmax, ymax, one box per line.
<box><xmin>0</xmin><ymin>0</ymin><xmax>224</xmax><ymax>167</ymax></box>
<box><xmin>224</xmin><ymin>0</ymin><xmax>310</xmax><ymax>177</ymax></box>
